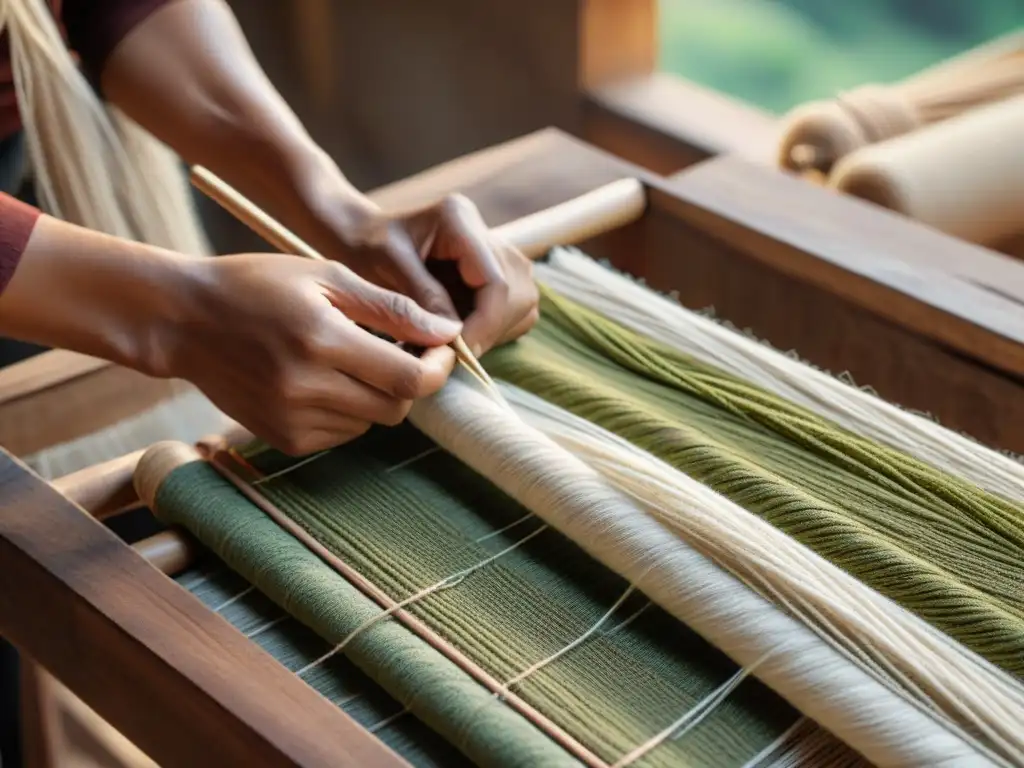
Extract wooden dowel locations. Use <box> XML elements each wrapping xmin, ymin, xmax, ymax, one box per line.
<box><xmin>132</xmin><ymin>530</ymin><xmax>200</xmax><ymax>577</ymax></box>
<box><xmin>52</xmin><ymin>450</ymin><xmax>145</xmax><ymax>519</ymax></box>
<box><xmin>133</xmin><ymin>441</ymin><xmax>610</xmax><ymax>768</ymax></box>
<box><xmin>190</xmin><ymin>168</ymin><xmax>324</xmax><ymax>261</ymax></box>
<box><xmin>494</xmin><ymin>177</ymin><xmax>647</xmax><ymax>259</ymax></box>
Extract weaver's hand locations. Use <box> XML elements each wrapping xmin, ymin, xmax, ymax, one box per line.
<box><xmin>333</xmin><ymin>195</ymin><xmax>540</xmax><ymax>358</ymax></box>
<box><xmin>164</xmin><ymin>253</ymin><xmax>462</xmax><ymax>455</ymax></box>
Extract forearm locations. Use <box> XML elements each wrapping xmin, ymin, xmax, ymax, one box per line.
<box><xmin>100</xmin><ymin>0</ymin><xmax>375</xmax><ymax>255</ymax></box>
<box><xmin>0</xmin><ymin>214</ymin><xmax>197</xmax><ymax>375</ymax></box>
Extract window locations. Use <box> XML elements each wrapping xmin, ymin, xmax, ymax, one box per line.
<box><xmin>658</xmin><ymin>0</ymin><xmax>1024</xmax><ymax>114</ymax></box>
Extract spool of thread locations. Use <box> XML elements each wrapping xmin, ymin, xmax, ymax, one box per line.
<box><xmin>829</xmin><ymin>94</ymin><xmax>1024</xmax><ymax>247</ymax></box>
<box><xmin>777</xmin><ymin>30</ymin><xmax>1024</xmax><ymax>176</ymax></box>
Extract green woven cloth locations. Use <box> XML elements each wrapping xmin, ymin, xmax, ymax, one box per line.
<box><xmin>155</xmin><ymin>425</ymin><xmax>810</xmax><ymax>768</ymax></box>
<box><xmin>485</xmin><ymin>286</ymin><xmax>1024</xmax><ymax>676</ymax></box>
<box><xmin>176</xmin><ymin>557</ymin><xmax>474</xmax><ymax>767</ymax></box>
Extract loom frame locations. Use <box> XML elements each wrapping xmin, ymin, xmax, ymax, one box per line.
<box><xmin>4</xmin><ymin>128</ymin><xmax>1023</xmax><ymax>459</ymax></box>
<box><xmin>3</xmin><ymin>128</ymin><xmax>1024</xmax><ymax>767</ymax></box>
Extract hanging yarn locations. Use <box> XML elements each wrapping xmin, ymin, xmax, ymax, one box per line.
<box><xmin>536</xmin><ymin>248</ymin><xmax>1024</xmax><ymax>505</ymax></box>
<box><xmin>0</xmin><ymin>0</ymin><xmax>210</xmax><ymax>255</ymax></box>
<box><xmin>776</xmin><ymin>30</ymin><xmax>1024</xmax><ymax>176</ymax></box>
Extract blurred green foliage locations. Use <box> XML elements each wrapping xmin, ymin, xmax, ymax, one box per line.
<box><xmin>658</xmin><ymin>0</ymin><xmax>1024</xmax><ymax>113</ymax></box>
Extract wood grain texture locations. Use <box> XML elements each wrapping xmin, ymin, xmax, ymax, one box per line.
<box><xmin>370</xmin><ymin>128</ymin><xmax>645</xmax><ymax>222</ymax></box>
<box><xmin>223</xmin><ymin>1</ymin><xmax>653</xmax><ymax>193</ymax></box>
<box><xmin>376</xmin><ymin>128</ymin><xmax>1024</xmax><ymax>451</ymax></box>
<box><xmin>0</xmin><ymin>362</ymin><xmax>187</xmax><ymax>458</ymax></box>
<box><xmin>0</xmin><ymin>450</ymin><xmax>408</xmax><ymax>768</ymax></box>
<box><xmin>583</xmin><ymin>73</ymin><xmax>779</xmax><ymax>173</ymax></box>
<box><xmin>661</xmin><ymin>157</ymin><xmax>1024</xmax><ymax>379</ymax></box>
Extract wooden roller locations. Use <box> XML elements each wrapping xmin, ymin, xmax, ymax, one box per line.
<box><xmin>50</xmin><ymin>176</ymin><xmax>648</xmax><ymax>518</ymax></box>
<box><xmin>191</xmin><ymin>166</ymin><xmax>645</xmax><ymax>388</ymax></box>
<box><xmin>190</xmin><ymin>166</ymin><xmax>646</xmax><ymax>262</ymax></box>
<box><xmin>130</xmin><ymin>438</ymin><xmax>609</xmax><ymax>767</ymax></box>
<box><xmin>830</xmin><ymin>94</ymin><xmax>1024</xmax><ymax>247</ymax></box>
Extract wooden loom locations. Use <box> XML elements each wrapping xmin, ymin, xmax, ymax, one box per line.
<box><xmin>2</xmin><ymin>128</ymin><xmax>1024</xmax><ymax>766</ymax></box>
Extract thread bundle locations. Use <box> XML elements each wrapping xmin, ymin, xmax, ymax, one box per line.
<box><xmin>536</xmin><ymin>248</ymin><xmax>1024</xmax><ymax>504</ymax></box>
<box><xmin>144</xmin><ymin>254</ymin><xmax>1024</xmax><ymax>766</ymax></box>
<box><xmin>777</xmin><ymin>30</ymin><xmax>1024</xmax><ymax>177</ymax></box>
<box><xmin>0</xmin><ymin>0</ymin><xmax>209</xmax><ymax>255</ymax></box>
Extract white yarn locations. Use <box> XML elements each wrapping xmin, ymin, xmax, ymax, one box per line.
<box><xmin>0</xmin><ymin>0</ymin><xmax>210</xmax><ymax>255</ymax></box>
<box><xmin>536</xmin><ymin>248</ymin><xmax>1024</xmax><ymax>502</ymax></box>
<box><xmin>409</xmin><ymin>373</ymin><xmax>1003</xmax><ymax>767</ymax></box>
<box><xmin>500</xmin><ymin>381</ymin><xmax>1024</xmax><ymax>765</ymax></box>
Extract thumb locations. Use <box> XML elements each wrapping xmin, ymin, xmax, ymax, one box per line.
<box><xmin>324</xmin><ymin>263</ymin><xmax>462</xmax><ymax>346</ymax></box>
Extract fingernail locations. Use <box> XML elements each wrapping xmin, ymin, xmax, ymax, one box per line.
<box><xmin>430</xmin><ymin>314</ymin><xmax>462</xmax><ymax>337</ymax></box>
<box><xmin>471</xmin><ymin>342</ymin><xmax>483</xmax><ymax>357</ymax></box>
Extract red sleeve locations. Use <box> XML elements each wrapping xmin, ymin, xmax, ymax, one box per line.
<box><xmin>0</xmin><ymin>193</ymin><xmax>41</xmax><ymax>295</ymax></box>
<box><xmin>61</xmin><ymin>0</ymin><xmax>174</xmax><ymax>83</ymax></box>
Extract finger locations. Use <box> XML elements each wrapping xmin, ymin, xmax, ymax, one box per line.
<box><xmin>434</xmin><ymin>195</ymin><xmax>503</xmax><ymax>288</ymax></box>
<box><xmin>460</xmin><ymin>280</ymin><xmax>510</xmax><ymax>357</ymax></box>
<box><xmin>283</xmin><ymin>369</ymin><xmax>414</xmax><ymax>426</ymax></box>
<box><xmin>419</xmin><ymin>345</ymin><xmax>458</xmax><ymax>391</ymax></box>
<box><xmin>322</xmin><ymin>262</ymin><xmax>462</xmax><ymax>346</ymax></box>
<box><xmin>500</xmin><ymin>305</ymin><xmax>540</xmax><ymax>346</ymax></box>
<box><xmin>380</xmin><ymin>227</ymin><xmax>459</xmax><ymax>320</ymax></box>
<box><xmin>317</xmin><ymin>317</ymin><xmax>454</xmax><ymax>400</ymax></box>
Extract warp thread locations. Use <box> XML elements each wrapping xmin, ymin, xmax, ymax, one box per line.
<box><xmin>410</xmin><ymin>374</ymin><xmax>1000</xmax><ymax>767</ymax></box>
<box><xmin>499</xmin><ymin>381</ymin><xmax>1024</xmax><ymax>765</ymax></box>
<box><xmin>488</xmin><ymin>287</ymin><xmax>1024</xmax><ymax>679</ymax></box>
<box><xmin>536</xmin><ymin>248</ymin><xmax>1024</xmax><ymax>501</ymax></box>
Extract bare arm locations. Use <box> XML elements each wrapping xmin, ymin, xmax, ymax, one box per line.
<box><xmin>0</xmin><ymin>212</ymin><xmax>459</xmax><ymax>454</ymax></box>
<box><xmin>98</xmin><ymin>0</ymin><xmax>539</xmax><ymax>354</ymax></box>
<box><xmin>98</xmin><ymin>0</ymin><xmax>371</xmax><ymax>256</ymax></box>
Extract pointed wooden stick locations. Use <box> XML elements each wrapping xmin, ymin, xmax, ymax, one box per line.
<box><xmin>189</xmin><ymin>166</ymin><xmax>498</xmax><ymax>389</ymax></box>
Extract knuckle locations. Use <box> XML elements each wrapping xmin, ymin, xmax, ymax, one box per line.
<box><xmin>441</xmin><ymin>193</ymin><xmax>473</xmax><ymax>216</ymax></box>
<box><xmin>382</xmin><ymin>290</ymin><xmax>415</xmax><ymax>323</ymax></box>
<box><xmin>272</xmin><ymin>373</ymin><xmax>304</xmax><ymax>405</ymax></box>
<box><xmin>522</xmin><ymin>306</ymin><xmax>540</xmax><ymax>331</ymax></box>
<box><xmin>277</xmin><ymin>431</ymin><xmax>310</xmax><ymax>457</ymax></box>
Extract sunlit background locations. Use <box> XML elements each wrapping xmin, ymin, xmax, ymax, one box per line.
<box><xmin>659</xmin><ymin>0</ymin><xmax>1024</xmax><ymax>113</ymax></box>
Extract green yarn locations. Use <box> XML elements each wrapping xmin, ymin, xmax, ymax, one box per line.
<box><xmin>176</xmin><ymin>559</ymin><xmax>474</xmax><ymax>767</ymax></box>
<box><xmin>156</xmin><ymin>459</ymin><xmax>580</xmax><ymax>768</ymax></box>
<box><xmin>485</xmin><ymin>286</ymin><xmax>1024</xmax><ymax>676</ymax></box>
<box><xmin>155</xmin><ymin>427</ymin><xmax>806</xmax><ymax>768</ymax></box>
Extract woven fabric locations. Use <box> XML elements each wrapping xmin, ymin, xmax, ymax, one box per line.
<box><xmin>485</xmin><ymin>287</ymin><xmax>1024</xmax><ymax>676</ymax></box>
<box><xmin>156</xmin><ymin>428</ymin><xmax>812</xmax><ymax>767</ymax></box>
<box><xmin>176</xmin><ymin>557</ymin><xmax>473</xmax><ymax>768</ymax></box>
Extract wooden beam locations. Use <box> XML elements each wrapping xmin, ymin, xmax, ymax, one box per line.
<box><xmin>584</xmin><ymin>73</ymin><xmax>779</xmax><ymax>173</ymax></box>
<box><xmin>0</xmin><ymin>450</ymin><xmax>408</xmax><ymax>768</ymax></box>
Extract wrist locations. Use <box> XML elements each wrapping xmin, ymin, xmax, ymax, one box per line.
<box><xmin>287</xmin><ymin>145</ymin><xmax>385</xmax><ymax>254</ymax></box>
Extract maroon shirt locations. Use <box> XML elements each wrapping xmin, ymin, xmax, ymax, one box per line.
<box><xmin>0</xmin><ymin>0</ymin><xmax>169</xmax><ymax>295</ymax></box>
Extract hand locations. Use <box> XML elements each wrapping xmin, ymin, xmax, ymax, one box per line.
<box><xmin>163</xmin><ymin>253</ymin><xmax>462</xmax><ymax>455</ymax></box>
<box><xmin>333</xmin><ymin>194</ymin><xmax>540</xmax><ymax>358</ymax></box>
